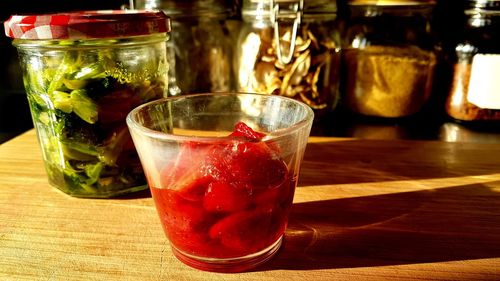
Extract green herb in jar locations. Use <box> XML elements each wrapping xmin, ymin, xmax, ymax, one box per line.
<box><xmin>6</xmin><ymin>10</ymin><xmax>170</xmax><ymax>198</ymax></box>
<box><xmin>23</xmin><ymin>47</ymin><xmax>166</xmax><ymax>197</ymax></box>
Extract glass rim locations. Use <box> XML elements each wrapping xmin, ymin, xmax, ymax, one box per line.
<box><xmin>126</xmin><ymin>92</ymin><xmax>315</xmax><ymax>142</ymax></box>
<box><xmin>12</xmin><ymin>33</ymin><xmax>169</xmax><ymax>50</ymax></box>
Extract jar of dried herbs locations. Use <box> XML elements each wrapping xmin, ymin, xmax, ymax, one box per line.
<box><xmin>342</xmin><ymin>0</ymin><xmax>437</xmax><ymax>118</ymax></box>
<box><xmin>135</xmin><ymin>0</ymin><xmax>235</xmax><ymax>95</ymax></box>
<box><xmin>235</xmin><ymin>0</ymin><xmax>341</xmax><ymax>118</ymax></box>
<box><xmin>445</xmin><ymin>0</ymin><xmax>500</xmax><ymax>122</ymax></box>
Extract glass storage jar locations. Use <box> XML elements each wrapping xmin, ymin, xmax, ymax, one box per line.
<box><xmin>445</xmin><ymin>0</ymin><xmax>500</xmax><ymax>122</ymax></box>
<box><xmin>235</xmin><ymin>0</ymin><xmax>341</xmax><ymax>118</ymax></box>
<box><xmin>135</xmin><ymin>0</ymin><xmax>235</xmax><ymax>95</ymax></box>
<box><xmin>4</xmin><ymin>10</ymin><xmax>170</xmax><ymax>198</ymax></box>
<box><xmin>342</xmin><ymin>0</ymin><xmax>437</xmax><ymax>118</ymax></box>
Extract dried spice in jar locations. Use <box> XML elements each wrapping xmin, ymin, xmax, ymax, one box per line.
<box><xmin>236</xmin><ymin>0</ymin><xmax>341</xmax><ymax>117</ymax></box>
<box><xmin>342</xmin><ymin>0</ymin><xmax>437</xmax><ymax>118</ymax></box>
<box><xmin>343</xmin><ymin>45</ymin><xmax>436</xmax><ymax>117</ymax></box>
<box><xmin>445</xmin><ymin>1</ymin><xmax>500</xmax><ymax>122</ymax></box>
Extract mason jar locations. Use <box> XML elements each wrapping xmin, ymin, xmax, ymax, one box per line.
<box><xmin>136</xmin><ymin>0</ymin><xmax>236</xmax><ymax>95</ymax></box>
<box><xmin>445</xmin><ymin>0</ymin><xmax>500</xmax><ymax>122</ymax></box>
<box><xmin>235</xmin><ymin>0</ymin><xmax>341</xmax><ymax>118</ymax></box>
<box><xmin>342</xmin><ymin>0</ymin><xmax>437</xmax><ymax>118</ymax></box>
<box><xmin>4</xmin><ymin>10</ymin><xmax>170</xmax><ymax>197</ymax></box>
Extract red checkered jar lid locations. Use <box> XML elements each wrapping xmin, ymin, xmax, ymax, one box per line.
<box><xmin>4</xmin><ymin>10</ymin><xmax>171</xmax><ymax>40</ymax></box>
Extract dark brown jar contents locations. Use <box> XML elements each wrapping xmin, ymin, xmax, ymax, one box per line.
<box><xmin>446</xmin><ymin>62</ymin><xmax>500</xmax><ymax>121</ymax></box>
<box><xmin>343</xmin><ymin>45</ymin><xmax>436</xmax><ymax>118</ymax></box>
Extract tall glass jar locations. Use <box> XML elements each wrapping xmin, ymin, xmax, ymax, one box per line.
<box><xmin>235</xmin><ymin>0</ymin><xmax>341</xmax><ymax>118</ymax></box>
<box><xmin>4</xmin><ymin>11</ymin><xmax>170</xmax><ymax>198</ymax></box>
<box><xmin>136</xmin><ymin>0</ymin><xmax>235</xmax><ymax>95</ymax></box>
<box><xmin>445</xmin><ymin>0</ymin><xmax>500</xmax><ymax>122</ymax></box>
<box><xmin>342</xmin><ymin>0</ymin><xmax>437</xmax><ymax>118</ymax></box>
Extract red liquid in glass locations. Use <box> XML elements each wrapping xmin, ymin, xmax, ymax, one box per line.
<box><xmin>150</xmin><ymin>122</ymin><xmax>295</xmax><ymax>259</ymax></box>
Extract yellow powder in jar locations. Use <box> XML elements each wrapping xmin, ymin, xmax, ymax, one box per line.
<box><xmin>343</xmin><ymin>45</ymin><xmax>436</xmax><ymax>118</ymax></box>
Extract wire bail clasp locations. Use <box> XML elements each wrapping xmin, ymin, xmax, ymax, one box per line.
<box><xmin>270</xmin><ymin>0</ymin><xmax>304</xmax><ymax>65</ymax></box>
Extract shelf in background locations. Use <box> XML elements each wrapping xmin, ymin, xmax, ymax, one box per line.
<box><xmin>312</xmin><ymin>110</ymin><xmax>500</xmax><ymax>144</ymax></box>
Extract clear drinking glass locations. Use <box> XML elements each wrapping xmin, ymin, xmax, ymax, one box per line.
<box><xmin>126</xmin><ymin>93</ymin><xmax>313</xmax><ymax>272</ymax></box>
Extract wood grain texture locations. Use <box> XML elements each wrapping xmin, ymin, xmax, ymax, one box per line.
<box><xmin>1</xmin><ymin>130</ymin><xmax>499</xmax><ymax>280</ymax></box>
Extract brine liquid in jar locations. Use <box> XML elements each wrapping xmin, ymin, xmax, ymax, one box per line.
<box><xmin>4</xmin><ymin>10</ymin><xmax>171</xmax><ymax>197</ymax></box>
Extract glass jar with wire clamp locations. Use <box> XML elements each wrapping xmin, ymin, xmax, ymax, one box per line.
<box><xmin>235</xmin><ymin>0</ymin><xmax>342</xmax><ymax>119</ymax></box>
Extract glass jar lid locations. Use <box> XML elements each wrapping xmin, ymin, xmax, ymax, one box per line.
<box><xmin>467</xmin><ymin>0</ymin><xmax>500</xmax><ymax>9</ymax></box>
<box><xmin>347</xmin><ymin>0</ymin><xmax>435</xmax><ymax>17</ymax></box>
<box><xmin>466</xmin><ymin>0</ymin><xmax>500</xmax><ymax>13</ymax></box>
<box><xmin>242</xmin><ymin>0</ymin><xmax>337</xmax><ymax>65</ymax></box>
<box><xmin>4</xmin><ymin>10</ymin><xmax>171</xmax><ymax>40</ymax></box>
<box><xmin>242</xmin><ymin>0</ymin><xmax>337</xmax><ymax>17</ymax></box>
<box><xmin>348</xmin><ymin>0</ymin><xmax>435</xmax><ymax>5</ymax></box>
<box><xmin>137</xmin><ymin>0</ymin><xmax>232</xmax><ymax>18</ymax></box>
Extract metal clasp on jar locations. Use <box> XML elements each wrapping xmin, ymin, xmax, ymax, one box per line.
<box><xmin>270</xmin><ymin>0</ymin><xmax>304</xmax><ymax>65</ymax></box>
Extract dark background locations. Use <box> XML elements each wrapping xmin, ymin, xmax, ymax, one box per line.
<box><xmin>0</xmin><ymin>0</ymin><xmax>497</xmax><ymax>144</ymax></box>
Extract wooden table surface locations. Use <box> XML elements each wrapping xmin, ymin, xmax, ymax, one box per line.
<box><xmin>1</xmin><ymin>130</ymin><xmax>499</xmax><ymax>280</ymax></box>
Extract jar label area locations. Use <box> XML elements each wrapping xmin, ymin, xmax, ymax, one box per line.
<box><xmin>467</xmin><ymin>54</ymin><xmax>500</xmax><ymax>110</ymax></box>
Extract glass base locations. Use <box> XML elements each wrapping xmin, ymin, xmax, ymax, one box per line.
<box><xmin>171</xmin><ymin>235</ymin><xmax>283</xmax><ymax>272</ymax></box>
<box><xmin>50</xmin><ymin>179</ymin><xmax>149</xmax><ymax>198</ymax></box>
